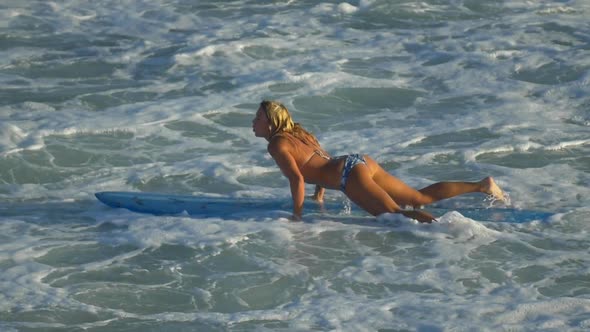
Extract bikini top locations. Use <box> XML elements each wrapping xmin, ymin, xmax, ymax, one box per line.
<box><xmin>314</xmin><ymin>149</ymin><xmax>331</xmax><ymax>160</ymax></box>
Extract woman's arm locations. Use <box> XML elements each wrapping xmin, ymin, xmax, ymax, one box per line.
<box><xmin>312</xmin><ymin>185</ymin><xmax>324</xmax><ymax>203</ymax></box>
<box><xmin>267</xmin><ymin>139</ymin><xmax>305</xmax><ymax>220</ymax></box>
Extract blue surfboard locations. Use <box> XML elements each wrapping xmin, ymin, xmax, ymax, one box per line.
<box><xmin>95</xmin><ymin>191</ymin><xmax>553</xmax><ymax>223</ymax></box>
<box><xmin>95</xmin><ymin>191</ymin><xmax>334</xmax><ymax>217</ymax></box>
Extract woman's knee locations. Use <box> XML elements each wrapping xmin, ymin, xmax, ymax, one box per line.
<box><xmin>410</xmin><ymin>191</ymin><xmax>434</xmax><ymax>207</ymax></box>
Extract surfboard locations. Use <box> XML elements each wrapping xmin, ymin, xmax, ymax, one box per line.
<box><xmin>95</xmin><ymin>191</ymin><xmax>554</xmax><ymax>223</ymax></box>
<box><xmin>95</xmin><ymin>191</ymin><xmax>339</xmax><ymax>217</ymax></box>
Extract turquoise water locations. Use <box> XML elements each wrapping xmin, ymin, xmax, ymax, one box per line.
<box><xmin>1</xmin><ymin>0</ymin><xmax>589</xmax><ymax>331</ymax></box>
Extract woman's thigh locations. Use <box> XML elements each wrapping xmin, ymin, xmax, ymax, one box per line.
<box><xmin>343</xmin><ymin>164</ymin><xmax>399</xmax><ymax>216</ymax></box>
<box><xmin>365</xmin><ymin>157</ymin><xmax>427</xmax><ymax>207</ymax></box>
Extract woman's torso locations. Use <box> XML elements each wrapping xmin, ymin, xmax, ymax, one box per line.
<box><xmin>275</xmin><ymin>135</ymin><xmax>345</xmax><ymax>189</ymax></box>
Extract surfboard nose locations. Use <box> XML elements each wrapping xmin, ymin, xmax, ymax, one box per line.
<box><xmin>95</xmin><ymin>192</ymin><xmax>112</xmax><ymax>202</ymax></box>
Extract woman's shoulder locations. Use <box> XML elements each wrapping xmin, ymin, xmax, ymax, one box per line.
<box><xmin>267</xmin><ymin>134</ymin><xmax>294</xmax><ymax>153</ymax></box>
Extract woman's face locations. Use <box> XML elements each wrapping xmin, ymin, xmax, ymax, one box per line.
<box><xmin>252</xmin><ymin>107</ymin><xmax>271</xmax><ymax>139</ymax></box>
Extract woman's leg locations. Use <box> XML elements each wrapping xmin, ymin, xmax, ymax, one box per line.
<box><xmin>417</xmin><ymin>177</ymin><xmax>506</xmax><ymax>205</ymax></box>
<box><xmin>366</xmin><ymin>157</ymin><xmax>505</xmax><ymax>208</ymax></box>
<box><xmin>343</xmin><ymin>163</ymin><xmax>438</xmax><ymax>222</ymax></box>
<box><xmin>342</xmin><ymin>164</ymin><xmax>401</xmax><ymax>216</ymax></box>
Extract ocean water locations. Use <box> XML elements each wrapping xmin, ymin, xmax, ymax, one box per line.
<box><xmin>1</xmin><ymin>0</ymin><xmax>589</xmax><ymax>331</ymax></box>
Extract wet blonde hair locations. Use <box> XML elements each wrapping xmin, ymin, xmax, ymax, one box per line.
<box><xmin>260</xmin><ymin>100</ymin><xmax>324</xmax><ymax>151</ymax></box>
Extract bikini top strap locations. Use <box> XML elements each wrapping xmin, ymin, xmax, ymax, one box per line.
<box><xmin>314</xmin><ymin>149</ymin><xmax>331</xmax><ymax>160</ymax></box>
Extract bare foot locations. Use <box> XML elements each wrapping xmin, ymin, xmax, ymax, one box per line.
<box><xmin>480</xmin><ymin>177</ymin><xmax>507</xmax><ymax>203</ymax></box>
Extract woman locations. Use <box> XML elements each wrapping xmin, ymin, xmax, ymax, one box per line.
<box><xmin>252</xmin><ymin>100</ymin><xmax>506</xmax><ymax>223</ymax></box>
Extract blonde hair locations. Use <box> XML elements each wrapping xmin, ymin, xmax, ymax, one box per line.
<box><xmin>260</xmin><ymin>100</ymin><xmax>324</xmax><ymax>150</ymax></box>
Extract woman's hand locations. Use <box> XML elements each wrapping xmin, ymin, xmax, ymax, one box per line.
<box><xmin>401</xmin><ymin>210</ymin><xmax>438</xmax><ymax>223</ymax></box>
<box><xmin>291</xmin><ymin>212</ymin><xmax>303</xmax><ymax>222</ymax></box>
